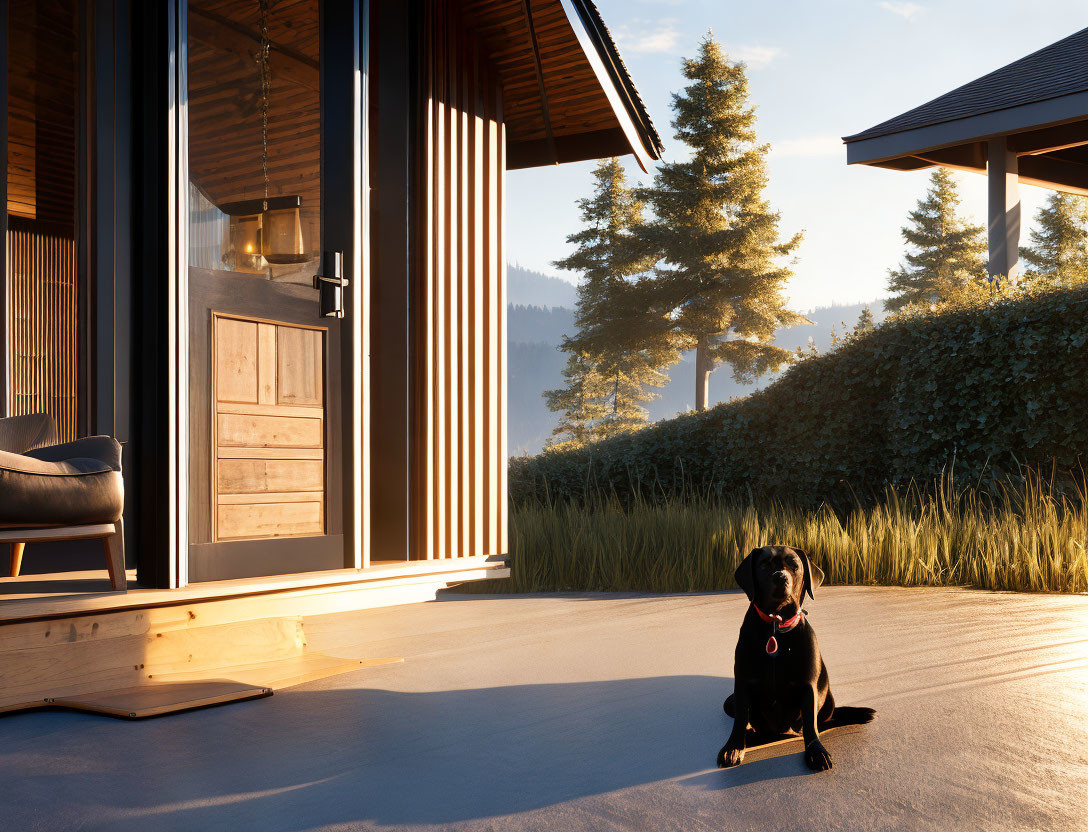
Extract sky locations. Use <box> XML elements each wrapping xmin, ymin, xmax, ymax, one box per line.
<box><xmin>505</xmin><ymin>0</ymin><xmax>1086</xmax><ymax>312</ymax></box>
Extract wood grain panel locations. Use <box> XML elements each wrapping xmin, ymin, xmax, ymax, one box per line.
<box><xmin>215</xmin><ymin>318</ymin><xmax>260</xmax><ymax>403</ymax></box>
<box><xmin>218</xmin><ymin>492</ymin><xmax>320</xmax><ymax>505</ymax></box>
<box><xmin>258</xmin><ymin>324</ymin><xmax>277</xmax><ymax>404</ymax></box>
<box><xmin>276</xmin><ymin>325</ymin><xmax>323</xmax><ymax>405</ymax></box>
<box><xmin>218</xmin><ymin>458</ymin><xmax>324</xmax><ymax>495</ymax></box>
<box><xmin>217</xmin><ymin>401</ymin><xmax>323</xmax><ymax>418</ymax></box>
<box><xmin>212</xmin><ymin>314</ymin><xmax>327</xmax><ymax>542</ymax></box>
<box><xmin>217</xmin><ymin>446</ymin><xmax>323</xmax><ymax>460</ymax></box>
<box><xmin>217</xmin><ymin>501</ymin><xmax>323</xmax><ymax>540</ymax></box>
<box><xmin>216</xmin><ymin>413</ymin><xmax>322</xmax><ymax>448</ymax></box>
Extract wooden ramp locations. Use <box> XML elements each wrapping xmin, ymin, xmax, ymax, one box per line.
<box><xmin>2</xmin><ymin>638</ymin><xmax>405</xmax><ymax>719</ymax></box>
<box><xmin>0</xmin><ymin>558</ymin><xmax>507</xmax><ymax>718</ymax></box>
<box><xmin>734</xmin><ymin>725</ymin><xmax>865</xmax><ymax>764</ymax></box>
<box><xmin>50</xmin><ymin>681</ymin><xmax>273</xmax><ymax>719</ymax></box>
<box><xmin>39</xmin><ymin>656</ymin><xmax>405</xmax><ymax>719</ymax></box>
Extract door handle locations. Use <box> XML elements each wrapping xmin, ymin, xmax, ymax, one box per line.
<box><xmin>313</xmin><ymin>251</ymin><xmax>348</xmax><ymax>318</ymax></box>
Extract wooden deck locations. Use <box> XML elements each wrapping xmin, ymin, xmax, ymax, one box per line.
<box><xmin>0</xmin><ymin>556</ymin><xmax>507</xmax><ymax>622</ymax></box>
<box><xmin>0</xmin><ymin>556</ymin><xmax>508</xmax><ymax>716</ymax></box>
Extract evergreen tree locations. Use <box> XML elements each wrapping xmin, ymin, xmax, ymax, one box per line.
<box><xmin>545</xmin><ymin>159</ymin><xmax>672</xmax><ymax>447</ymax></box>
<box><xmin>885</xmin><ymin>168</ymin><xmax>986</xmax><ymax>313</ymax></box>
<box><xmin>543</xmin><ymin>352</ymin><xmax>609</xmax><ymax>450</ymax></box>
<box><xmin>853</xmin><ymin>305</ymin><xmax>875</xmax><ymax>336</ymax></box>
<box><xmin>639</xmin><ymin>34</ymin><xmax>803</xmax><ymax>411</ymax></box>
<box><xmin>1020</xmin><ymin>192</ymin><xmax>1088</xmax><ymax>288</ymax></box>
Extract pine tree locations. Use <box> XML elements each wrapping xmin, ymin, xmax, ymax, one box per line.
<box><xmin>639</xmin><ymin>34</ymin><xmax>804</xmax><ymax>411</ymax></box>
<box><xmin>543</xmin><ymin>352</ymin><xmax>609</xmax><ymax>450</ymax></box>
<box><xmin>1020</xmin><ymin>192</ymin><xmax>1088</xmax><ymax>288</ymax></box>
<box><xmin>853</xmin><ymin>305</ymin><xmax>875</xmax><ymax>336</ymax></box>
<box><xmin>885</xmin><ymin>168</ymin><xmax>986</xmax><ymax>313</ymax></box>
<box><xmin>545</xmin><ymin>158</ymin><xmax>672</xmax><ymax>447</ymax></box>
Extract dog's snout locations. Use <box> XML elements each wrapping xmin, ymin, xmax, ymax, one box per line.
<box><xmin>772</xmin><ymin>570</ymin><xmax>790</xmax><ymax>584</ymax></box>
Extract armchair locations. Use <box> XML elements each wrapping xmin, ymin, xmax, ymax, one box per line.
<box><xmin>0</xmin><ymin>413</ymin><xmax>126</xmax><ymax>590</ymax></box>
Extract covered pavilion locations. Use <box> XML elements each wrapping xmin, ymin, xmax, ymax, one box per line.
<box><xmin>843</xmin><ymin>26</ymin><xmax>1088</xmax><ymax>281</ymax></box>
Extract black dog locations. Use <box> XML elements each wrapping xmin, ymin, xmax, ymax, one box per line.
<box><xmin>717</xmin><ymin>545</ymin><xmax>875</xmax><ymax>772</ymax></box>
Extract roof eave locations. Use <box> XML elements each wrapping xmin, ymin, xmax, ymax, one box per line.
<box><xmin>844</xmin><ymin>89</ymin><xmax>1088</xmax><ymax>166</ymax></box>
<box><xmin>559</xmin><ymin>0</ymin><xmax>662</xmax><ymax>173</ymax></box>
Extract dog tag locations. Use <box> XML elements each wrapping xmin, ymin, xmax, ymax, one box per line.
<box><xmin>766</xmin><ymin>636</ymin><xmax>778</xmax><ymax>656</ymax></box>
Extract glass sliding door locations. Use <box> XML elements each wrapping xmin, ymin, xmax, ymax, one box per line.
<box><xmin>185</xmin><ymin>0</ymin><xmax>347</xmax><ymax>581</ymax></box>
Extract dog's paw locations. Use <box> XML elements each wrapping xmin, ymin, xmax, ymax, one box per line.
<box><xmin>717</xmin><ymin>743</ymin><xmax>745</xmax><ymax>768</ymax></box>
<box><xmin>804</xmin><ymin>740</ymin><xmax>833</xmax><ymax>772</ymax></box>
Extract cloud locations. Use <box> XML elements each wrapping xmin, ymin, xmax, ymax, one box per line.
<box><xmin>613</xmin><ymin>19</ymin><xmax>682</xmax><ymax>55</ymax></box>
<box><xmin>731</xmin><ymin>44</ymin><xmax>782</xmax><ymax>69</ymax></box>
<box><xmin>878</xmin><ymin>1</ymin><xmax>923</xmax><ymax>20</ymax></box>
<box><xmin>769</xmin><ymin>135</ymin><xmax>844</xmax><ymax>158</ymax></box>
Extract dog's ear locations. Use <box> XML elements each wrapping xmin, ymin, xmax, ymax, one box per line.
<box><xmin>794</xmin><ymin>548</ymin><xmax>823</xmax><ymax>601</ymax></box>
<box><xmin>734</xmin><ymin>548</ymin><xmax>762</xmax><ymax>602</ymax></box>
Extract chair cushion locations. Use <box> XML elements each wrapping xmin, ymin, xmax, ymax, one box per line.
<box><xmin>0</xmin><ymin>437</ymin><xmax>124</xmax><ymax>527</ymax></box>
<box><xmin>0</xmin><ymin>413</ymin><xmax>58</xmax><ymax>454</ymax></box>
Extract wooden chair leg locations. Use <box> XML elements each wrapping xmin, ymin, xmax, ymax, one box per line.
<box><xmin>10</xmin><ymin>542</ymin><xmax>25</xmax><ymax>577</ymax></box>
<box><xmin>103</xmin><ymin>520</ymin><xmax>126</xmax><ymax>591</ymax></box>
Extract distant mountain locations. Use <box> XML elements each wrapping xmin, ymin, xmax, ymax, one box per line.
<box><xmin>508</xmin><ymin>263</ymin><xmax>578</xmax><ymax>308</ymax></box>
<box><xmin>504</xmin><ymin>265</ymin><xmax>887</xmax><ymax>455</ymax></box>
<box><xmin>775</xmin><ymin>303</ymin><xmax>889</xmax><ymax>354</ymax></box>
<box><xmin>508</xmin><ymin>304</ymin><xmax>576</xmax><ymax>346</ymax></box>
<box><xmin>508</xmin><ymin>341</ymin><xmax>568</xmax><ymax>455</ymax></box>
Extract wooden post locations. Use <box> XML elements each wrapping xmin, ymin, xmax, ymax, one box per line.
<box><xmin>10</xmin><ymin>543</ymin><xmax>25</xmax><ymax>578</ymax></box>
<box><xmin>103</xmin><ymin>519</ymin><xmax>126</xmax><ymax>590</ymax></box>
<box><xmin>987</xmin><ymin>138</ymin><xmax>1020</xmax><ymax>282</ymax></box>
<box><xmin>695</xmin><ymin>336</ymin><xmax>711</xmax><ymax>412</ymax></box>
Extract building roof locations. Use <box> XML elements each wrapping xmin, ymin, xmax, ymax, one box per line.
<box><xmin>569</xmin><ymin>0</ymin><xmax>664</xmax><ymax>160</ymax></box>
<box><xmin>842</xmin><ymin>27</ymin><xmax>1088</xmax><ymax>196</ymax></box>
<box><xmin>845</xmin><ymin>26</ymin><xmax>1088</xmax><ymax>144</ymax></box>
<box><xmin>463</xmin><ymin>0</ymin><xmax>663</xmax><ymax>171</ymax></box>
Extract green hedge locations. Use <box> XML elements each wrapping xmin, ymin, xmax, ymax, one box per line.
<box><xmin>510</xmin><ymin>286</ymin><xmax>1088</xmax><ymax>508</ymax></box>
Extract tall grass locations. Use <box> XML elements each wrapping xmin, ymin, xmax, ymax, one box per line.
<box><xmin>488</xmin><ymin>473</ymin><xmax>1088</xmax><ymax>594</ymax></box>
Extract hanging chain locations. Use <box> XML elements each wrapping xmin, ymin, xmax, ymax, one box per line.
<box><xmin>257</xmin><ymin>0</ymin><xmax>271</xmax><ymax>212</ymax></box>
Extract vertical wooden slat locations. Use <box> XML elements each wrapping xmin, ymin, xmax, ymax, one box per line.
<box><xmin>485</xmin><ymin>74</ymin><xmax>500</xmax><ymax>556</ymax></box>
<box><xmin>445</xmin><ymin>9</ymin><xmax>458</xmax><ymax>560</ymax></box>
<box><xmin>414</xmin><ymin>4</ymin><xmax>507</xmax><ymax>560</ymax></box>
<box><xmin>470</xmin><ymin>43</ymin><xmax>485</xmax><ymax>558</ymax></box>
<box><xmin>422</xmin><ymin>0</ymin><xmax>437</xmax><ymax>561</ymax></box>
<box><xmin>498</xmin><ymin>117</ymin><xmax>508</xmax><ymax>556</ymax></box>
<box><xmin>457</xmin><ymin>26</ymin><xmax>471</xmax><ymax>558</ymax></box>
<box><xmin>433</xmin><ymin>0</ymin><xmax>448</xmax><ymax>561</ymax></box>
<box><xmin>6</xmin><ymin>223</ymin><xmax>77</xmax><ymax>440</ymax></box>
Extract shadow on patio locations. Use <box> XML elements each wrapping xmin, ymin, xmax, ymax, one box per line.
<box><xmin>0</xmin><ymin>674</ymin><xmax>825</xmax><ymax>829</ymax></box>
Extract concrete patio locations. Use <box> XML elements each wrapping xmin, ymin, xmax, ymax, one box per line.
<box><xmin>2</xmin><ymin>587</ymin><xmax>1086</xmax><ymax>831</ymax></box>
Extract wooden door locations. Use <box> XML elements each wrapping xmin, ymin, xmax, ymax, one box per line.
<box><xmin>213</xmin><ymin>316</ymin><xmax>326</xmax><ymax>542</ymax></box>
<box><xmin>184</xmin><ymin>0</ymin><xmax>346</xmax><ymax>582</ymax></box>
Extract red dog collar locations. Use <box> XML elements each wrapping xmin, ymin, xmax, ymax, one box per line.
<box><xmin>751</xmin><ymin>603</ymin><xmax>803</xmax><ymax>656</ymax></box>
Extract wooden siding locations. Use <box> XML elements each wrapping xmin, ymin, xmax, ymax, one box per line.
<box><xmin>5</xmin><ymin>221</ymin><xmax>78</xmax><ymax>441</ymax></box>
<box><xmin>414</xmin><ymin>1</ymin><xmax>507</xmax><ymax>560</ymax></box>
<box><xmin>461</xmin><ymin>0</ymin><xmax>633</xmax><ymax>166</ymax></box>
<box><xmin>5</xmin><ymin>0</ymin><xmax>80</xmax><ymax>442</ymax></box>
<box><xmin>6</xmin><ymin>0</ymin><xmax>78</xmax><ymax>225</ymax></box>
